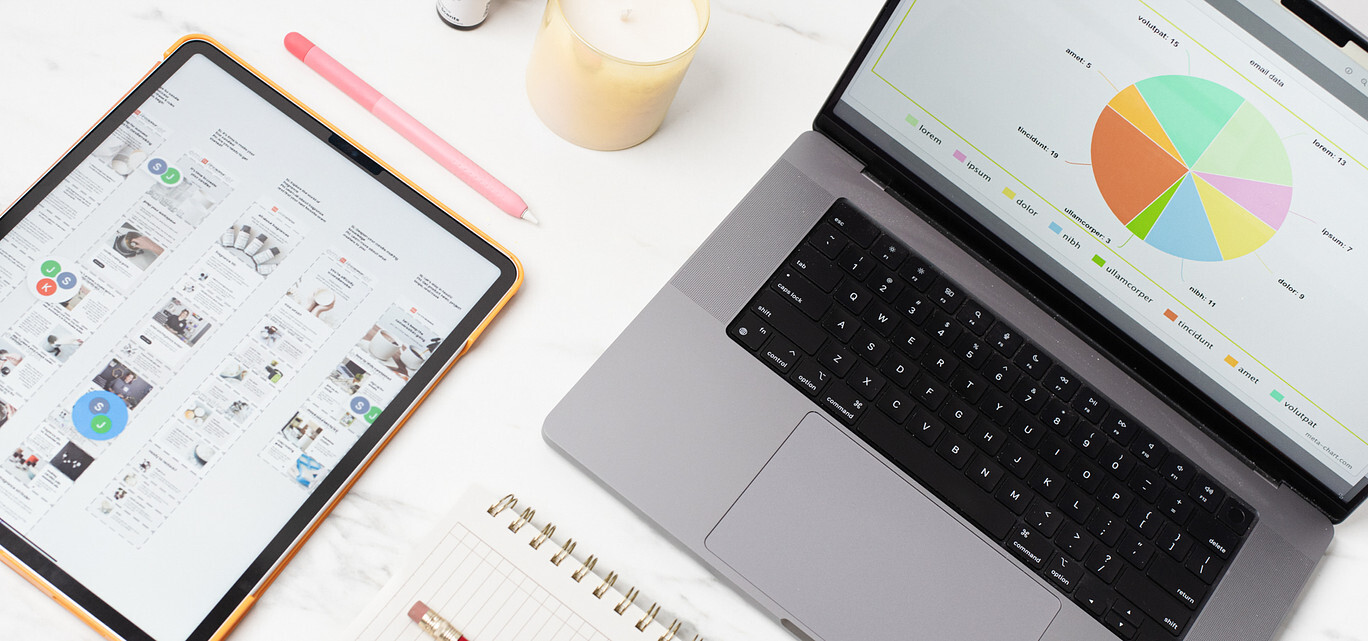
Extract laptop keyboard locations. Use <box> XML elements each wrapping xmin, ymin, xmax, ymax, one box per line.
<box><xmin>727</xmin><ymin>200</ymin><xmax>1255</xmax><ymax>640</ymax></box>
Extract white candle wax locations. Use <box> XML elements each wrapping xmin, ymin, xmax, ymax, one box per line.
<box><xmin>560</xmin><ymin>0</ymin><xmax>700</xmax><ymax>62</ymax></box>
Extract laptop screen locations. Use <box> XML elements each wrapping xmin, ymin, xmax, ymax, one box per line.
<box><xmin>834</xmin><ymin>0</ymin><xmax>1368</xmax><ymax>502</ymax></box>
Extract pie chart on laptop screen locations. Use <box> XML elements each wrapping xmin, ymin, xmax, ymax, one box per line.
<box><xmin>1091</xmin><ymin>75</ymin><xmax>1292</xmax><ymax>261</ymax></box>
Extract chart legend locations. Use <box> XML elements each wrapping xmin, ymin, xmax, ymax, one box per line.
<box><xmin>1271</xmin><ymin>390</ymin><xmax>1286</xmax><ymax>402</ymax></box>
<box><xmin>1049</xmin><ymin>222</ymin><xmax>1063</xmax><ymax>234</ymax></box>
<box><xmin>1225</xmin><ymin>355</ymin><xmax>1239</xmax><ymax>367</ymax></box>
<box><xmin>1092</xmin><ymin>255</ymin><xmax>1106</xmax><ymax>267</ymax></box>
<box><xmin>953</xmin><ymin>150</ymin><xmax>967</xmax><ymax>163</ymax></box>
<box><xmin>1164</xmin><ymin>309</ymin><xmax>1178</xmax><ymax>321</ymax></box>
<box><xmin>1091</xmin><ymin>75</ymin><xmax>1292</xmax><ymax>261</ymax></box>
<box><xmin>1003</xmin><ymin>187</ymin><xmax>1016</xmax><ymax>199</ymax></box>
<box><xmin>905</xmin><ymin>114</ymin><xmax>919</xmax><ymax>127</ymax></box>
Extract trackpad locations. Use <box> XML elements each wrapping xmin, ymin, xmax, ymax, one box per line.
<box><xmin>706</xmin><ymin>414</ymin><xmax>1059</xmax><ymax>641</ymax></box>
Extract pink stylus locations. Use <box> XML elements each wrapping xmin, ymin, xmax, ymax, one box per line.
<box><xmin>285</xmin><ymin>32</ymin><xmax>536</xmax><ymax>224</ymax></box>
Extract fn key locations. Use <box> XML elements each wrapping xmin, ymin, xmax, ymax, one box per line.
<box><xmin>729</xmin><ymin>313</ymin><xmax>772</xmax><ymax>351</ymax></box>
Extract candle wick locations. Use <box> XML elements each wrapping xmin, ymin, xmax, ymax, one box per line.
<box><xmin>620</xmin><ymin>9</ymin><xmax>633</xmax><ymax>21</ymax></box>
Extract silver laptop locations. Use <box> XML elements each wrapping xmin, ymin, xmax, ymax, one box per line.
<box><xmin>545</xmin><ymin>1</ymin><xmax>1368</xmax><ymax>639</ymax></box>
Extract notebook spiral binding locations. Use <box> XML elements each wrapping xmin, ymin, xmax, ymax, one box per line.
<box><xmin>487</xmin><ymin>494</ymin><xmax>701</xmax><ymax>641</ymax></box>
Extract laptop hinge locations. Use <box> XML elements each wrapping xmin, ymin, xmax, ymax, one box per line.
<box><xmin>860</xmin><ymin>167</ymin><xmax>889</xmax><ymax>191</ymax></box>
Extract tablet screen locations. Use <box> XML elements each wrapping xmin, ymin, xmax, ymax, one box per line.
<box><xmin>0</xmin><ymin>44</ymin><xmax>513</xmax><ymax>640</ymax></box>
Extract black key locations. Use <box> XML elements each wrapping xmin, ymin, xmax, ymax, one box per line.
<box><xmin>788</xmin><ymin>359</ymin><xmax>832</xmax><ymax>397</ymax></box>
<box><xmin>892</xmin><ymin>290</ymin><xmax>934</xmax><ymax>326</ymax></box>
<box><xmin>1156</xmin><ymin>521</ymin><xmax>1194</xmax><ymax>561</ymax></box>
<box><xmin>1219</xmin><ymin>498</ymin><xmax>1252</xmax><ymax>535</ymax></box>
<box><xmin>986</xmin><ymin>321</ymin><xmax>1024</xmax><ymax>356</ymax></box>
<box><xmin>1045</xmin><ymin>551</ymin><xmax>1084</xmax><ymax>592</ymax></box>
<box><xmin>1127</xmin><ymin>506</ymin><xmax>1163</xmax><ymax>539</ymax></box>
<box><xmin>1129</xmin><ymin>467</ymin><xmax>1163</xmax><ymax>503</ymax></box>
<box><xmin>729</xmin><ymin>313</ymin><xmax>772</xmax><ymax>351</ymax></box>
<box><xmin>1186</xmin><ymin>550</ymin><xmax>1225</xmax><ymax>584</ymax></box>
<box><xmin>920</xmin><ymin>343</ymin><xmax>958</xmax><ymax>381</ymax></box>
<box><xmin>899</xmin><ymin>255</ymin><xmax>937</xmax><ymax>291</ymax></box>
<box><xmin>936</xmin><ymin>433</ymin><xmax>975</xmax><ymax>469</ymax></box>
<box><xmin>1026</xmin><ymin>498</ymin><xmax>1063</xmax><ymax>536</ymax></box>
<box><xmin>978</xmin><ymin>388</ymin><xmax>1013</xmax><ymax>425</ymax></box>
<box><xmin>816</xmin><ymin>343</ymin><xmax>856</xmax><ymax>376</ymax></box>
<box><xmin>771</xmin><ymin>269</ymin><xmax>830</xmax><ymax>319</ymax></box>
<box><xmin>807</xmin><ymin>223</ymin><xmax>845</xmax><ymax>259</ymax></box>
<box><xmin>1010</xmin><ymin>379</ymin><xmax>1048</xmax><ymax>414</ymax></box>
<box><xmin>868</xmin><ymin>266</ymin><xmax>903</xmax><ymax>303</ymax></box>
<box><xmin>911</xmin><ymin>373</ymin><xmax>949</xmax><ymax>410</ymax></box>
<box><xmin>1119</xmin><ymin>529</ymin><xmax>1155</xmax><ymax>569</ymax></box>
<box><xmin>968</xmin><ymin>420</ymin><xmax>1005</xmax><ymax>455</ymax></box>
<box><xmin>871</xmin><ymin>234</ymin><xmax>908</xmax><ymax>269</ymax></box>
<box><xmin>999</xmin><ymin>441</ymin><xmax>1037</xmax><ymax>479</ymax></box>
<box><xmin>931</xmin><ymin>277</ymin><xmax>965</xmax><ymax>313</ymax></box>
<box><xmin>1067</xmin><ymin>461</ymin><xmax>1099</xmax><ymax>492</ymax></box>
<box><xmin>1074</xmin><ymin>574</ymin><xmax>1112</xmax><ymax>616</ymax></box>
<box><xmin>890</xmin><ymin>321</ymin><xmax>930</xmax><ymax>358</ymax></box>
<box><xmin>753</xmin><ymin>293</ymin><xmax>826</xmax><ymax>355</ymax></box>
<box><xmin>1028</xmin><ymin>465</ymin><xmax>1064</xmax><ymax>500</ymax></box>
<box><xmin>1085</xmin><ymin>546</ymin><xmax>1123</xmax><ymax>584</ymax></box>
<box><xmin>851</xmin><ymin>327</ymin><xmax>889</xmax><ymax>364</ymax></box>
<box><xmin>983</xmin><ymin>352</ymin><xmax>1020</xmax><ymax>391</ymax></box>
<box><xmin>939</xmin><ymin>396</ymin><xmax>977</xmax><ymax>433</ymax></box>
<box><xmin>1013</xmin><ymin>342</ymin><xmax>1053</xmax><ymax>379</ymax></box>
<box><xmin>950</xmin><ymin>368</ymin><xmax>987</xmax><ymax>403</ymax></box>
<box><xmin>1060</xmin><ymin>486</ymin><xmax>1095</xmax><ymax>523</ymax></box>
<box><xmin>826</xmin><ymin>201</ymin><xmax>880</xmax><ymax>247</ymax></box>
<box><xmin>1098</xmin><ymin>479</ymin><xmax>1134</xmax><ymax>516</ymax></box>
<box><xmin>955</xmin><ymin>299</ymin><xmax>995</xmax><ymax>336</ymax></box>
<box><xmin>1101</xmin><ymin>409</ymin><xmax>1139</xmax><ymax>446</ymax></box>
<box><xmin>836</xmin><ymin>245</ymin><xmax>875</xmax><ymax>280</ymax></box>
<box><xmin>1007</xmin><ymin>525</ymin><xmax>1052</xmax><ymax>569</ymax></box>
<box><xmin>860</xmin><ymin>414</ymin><xmax>1021</xmax><ymax>541</ymax></box>
<box><xmin>1159</xmin><ymin>454</ymin><xmax>1196</xmax><ymax>490</ymax></box>
<box><xmin>861</xmin><ymin>302</ymin><xmax>900</xmax><ymax>336</ymax></box>
<box><xmin>1056</xmin><ymin>520</ymin><xmax>1092</xmax><ymax>560</ymax></box>
<box><xmin>951</xmin><ymin>333</ymin><xmax>989</xmax><ymax>368</ymax></box>
<box><xmin>996</xmin><ymin>477</ymin><xmax>1032</xmax><ymax>515</ymax></box>
<box><xmin>1069</xmin><ymin>423</ymin><xmax>1105</xmax><ymax>458</ymax></box>
<box><xmin>1100</xmin><ymin>442</ymin><xmax>1136</xmax><ymax>480</ymax></box>
<box><xmin>1006</xmin><ymin>411</ymin><xmax>1046</xmax><ymax>448</ymax></box>
<box><xmin>819</xmin><ymin>382</ymin><xmax>868</xmax><ymax>425</ymax></box>
<box><xmin>966</xmin><ymin>454</ymin><xmax>1004</xmax><ymax>492</ymax></box>
<box><xmin>925</xmin><ymin>310</ymin><xmax>962</xmax><ymax>346</ymax></box>
<box><xmin>834</xmin><ymin>278</ymin><xmax>872</xmax><ymax>314</ymax></box>
<box><xmin>1114</xmin><ymin>598</ymin><xmax>1144</xmax><ymax>627</ymax></box>
<box><xmin>1086</xmin><ymin>511</ymin><xmax>1124</xmax><ymax>547</ymax></box>
<box><xmin>1038</xmin><ymin>435</ymin><xmax>1075</xmax><ymax>472</ymax></box>
<box><xmin>1103</xmin><ymin>611</ymin><xmax>1138</xmax><ymax>639</ymax></box>
<box><xmin>1043</xmin><ymin>364</ymin><xmax>1081</xmax><ymax>400</ymax></box>
<box><xmin>1157</xmin><ymin>487</ymin><xmax>1194</xmax><ymax>525</ymax></box>
<box><xmin>1072</xmin><ymin>388</ymin><xmax>1110</xmax><ymax>424</ymax></box>
<box><xmin>1148</xmin><ymin>554</ymin><xmax>1207</xmax><ymax>610</ymax></box>
<box><xmin>906</xmin><ymin>408</ymin><xmax>946</xmax><ymax>446</ymax></box>
<box><xmin>790</xmin><ymin>244</ymin><xmax>843</xmax><ymax>291</ymax></box>
<box><xmin>1188</xmin><ymin>512</ymin><xmax>1238</xmax><ymax>559</ymax></box>
<box><xmin>876</xmin><ymin>388</ymin><xmax>914</xmax><ymax>423</ymax></box>
<box><xmin>880</xmin><ymin>351</ymin><xmax>918</xmax><ymax>388</ymax></box>
<box><xmin>1188</xmin><ymin>475</ymin><xmax>1225</xmax><ymax>513</ymax></box>
<box><xmin>760</xmin><ymin>335</ymin><xmax>801</xmax><ymax>373</ymax></box>
<box><xmin>848</xmin><ymin>362</ymin><xmax>886</xmax><ymax>400</ymax></box>
<box><xmin>1116</xmin><ymin>570</ymin><xmax>1191</xmax><ymax>636</ymax></box>
<box><xmin>1040</xmin><ymin>398</ymin><xmax>1078</xmax><ymax>435</ymax></box>
<box><xmin>1129</xmin><ymin>431</ymin><xmax>1168</xmax><ymax>468</ymax></box>
<box><xmin>821</xmin><ymin>305</ymin><xmax>860</xmax><ymax>343</ymax></box>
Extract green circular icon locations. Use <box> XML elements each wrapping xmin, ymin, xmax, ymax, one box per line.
<box><xmin>364</xmin><ymin>407</ymin><xmax>382</xmax><ymax>424</ymax></box>
<box><xmin>160</xmin><ymin>167</ymin><xmax>182</xmax><ymax>185</ymax></box>
<box><xmin>40</xmin><ymin>260</ymin><xmax>61</xmax><ymax>277</ymax></box>
<box><xmin>91</xmin><ymin>415</ymin><xmax>112</xmax><ymax>434</ymax></box>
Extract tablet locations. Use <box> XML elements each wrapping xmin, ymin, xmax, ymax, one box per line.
<box><xmin>0</xmin><ymin>36</ymin><xmax>520</xmax><ymax>640</ymax></box>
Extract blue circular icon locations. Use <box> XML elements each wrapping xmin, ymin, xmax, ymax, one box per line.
<box><xmin>56</xmin><ymin>271</ymin><xmax>77</xmax><ymax>290</ymax></box>
<box><xmin>146</xmin><ymin>158</ymin><xmax>168</xmax><ymax>175</ymax></box>
<box><xmin>73</xmin><ymin>391</ymin><xmax>128</xmax><ymax>441</ymax></box>
<box><xmin>349</xmin><ymin>396</ymin><xmax>371</xmax><ymax>414</ymax></box>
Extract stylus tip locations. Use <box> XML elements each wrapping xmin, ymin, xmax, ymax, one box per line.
<box><xmin>520</xmin><ymin>208</ymin><xmax>540</xmax><ymax>225</ymax></box>
<box><xmin>284</xmin><ymin>32</ymin><xmax>315</xmax><ymax>61</ymax></box>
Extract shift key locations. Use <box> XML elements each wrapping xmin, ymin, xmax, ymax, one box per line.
<box><xmin>771</xmin><ymin>269</ymin><xmax>830</xmax><ymax>320</ymax></box>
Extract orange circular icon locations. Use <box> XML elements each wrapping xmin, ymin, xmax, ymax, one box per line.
<box><xmin>35</xmin><ymin>278</ymin><xmax>57</xmax><ymax>296</ymax></box>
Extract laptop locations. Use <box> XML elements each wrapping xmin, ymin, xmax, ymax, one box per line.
<box><xmin>545</xmin><ymin>1</ymin><xmax>1368</xmax><ymax>639</ymax></box>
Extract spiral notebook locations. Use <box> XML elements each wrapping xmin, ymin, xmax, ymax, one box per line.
<box><xmin>345</xmin><ymin>487</ymin><xmax>702</xmax><ymax>641</ymax></box>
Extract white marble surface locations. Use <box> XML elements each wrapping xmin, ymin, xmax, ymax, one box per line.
<box><xmin>0</xmin><ymin>1</ymin><xmax>1364</xmax><ymax>640</ymax></box>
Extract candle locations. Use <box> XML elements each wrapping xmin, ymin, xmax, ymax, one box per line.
<box><xmin>527</xmin><ymin>0</ymin><xmax>709</xmax><ymax>150</ymax></box>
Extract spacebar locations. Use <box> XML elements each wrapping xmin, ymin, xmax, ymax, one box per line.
<box><xmin>858</xmin><ymin>413</ymin><xmax>1015</xmax><ymax>541</ymax></box>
